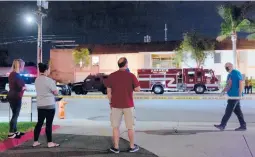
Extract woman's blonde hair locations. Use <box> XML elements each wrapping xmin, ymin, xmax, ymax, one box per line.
<box><xmin>11</xmin><ymin>59</ymin><xmax>25</xmax><ymax>73</ymax></box>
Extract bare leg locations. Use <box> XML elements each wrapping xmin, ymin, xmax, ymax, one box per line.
<box><xmin>113</xmin><ymin>127</ymin><xmax>120</xmax><ymax>149</ymax></box>
<box><xmin>128</xmin><ymin>129</ymin><xmax>135</xmax><ymax>148</ymax></box>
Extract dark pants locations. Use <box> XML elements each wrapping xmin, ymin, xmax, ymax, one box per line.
<box><xmin>245</xmin><ymin>86</ymin><xmax>252</xmax><ymax>94</ymax></box>
<box><xmin>249</xmin><ymin>86</ymin><xmax>252</xmax><ymax>94</ymax></box>
<box><xmin>9</xmin><ymin>99</ymin><xmax>22</xmax><ymax>133</ymax></box>
<box><xmin>34</xmin><ymin>109</ymin><xmax>55</xmax><ymax>142</ymax></box>
<box><xmin>221</xmin><ymin>99</ymin><xmax>246</xmax><ymax>127</ymax></box>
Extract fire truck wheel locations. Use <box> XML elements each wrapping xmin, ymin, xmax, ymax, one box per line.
<box><xmin>153</xmin><ymin>85</ymin><xmax>164</xmax><ymax>94</ymax></box>
<box><xmin>194</xmin><ymin>85</ymin><xmax>206</xmax><ymax>94</ymax></box>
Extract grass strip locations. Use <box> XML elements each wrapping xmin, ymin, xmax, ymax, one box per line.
<box><xmin>0</xmin><ymin>122</ymin><xmax>36</xmax><ymax>141</ymax></box>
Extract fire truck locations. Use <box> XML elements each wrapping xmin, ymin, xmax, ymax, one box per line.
<box><xmin>137</xmin><ymin>68</ymin><xmax>220</xmax><ymax>94</ymax></box>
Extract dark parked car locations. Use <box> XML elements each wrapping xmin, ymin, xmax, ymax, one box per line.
<box><xmin>56</xmin><ymin>84</ymin><xmax>72</xmax><ymax>96</ymax></box>
<box><xmin>71</xmin><ymin>73</ymin><xmax>108</xmax><ymax>95</ymax></box>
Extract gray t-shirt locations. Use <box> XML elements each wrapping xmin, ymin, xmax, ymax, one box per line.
<box><xmin>35</xmin><ymin>75</ymin><xmax>57</xmax><ymax>109</ymax></box>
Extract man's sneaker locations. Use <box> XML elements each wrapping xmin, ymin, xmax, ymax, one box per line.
<box><xmin>214</xmin><ymin>124</ymin><xmax>225</xmax><ymax>131</ymax></box>
<box><xmin>235</xmin><ymin>126</ymin><xmax>247</xmax><ymax>131</ymax></box>
<box><xmin>15</xmin><ymin>132</ymin><xmax>25</xmax><ymax>136</ymax></box>
<box><xmin>8</xmin><ymin>133</ymin><xmax>21</xmax><ymax>139</ymax></box>
<box><xmin>109</xmin><ymin>147</ymin><xmax>120</xmax><ymax>154</ymax></box>
<box><xmin>128</xmin><ymin>144</ymin><xmax>139</xmax><ymax>153</ymax></box>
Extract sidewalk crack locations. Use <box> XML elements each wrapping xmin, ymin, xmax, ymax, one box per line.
<box><xmin>243</xmin><ymin>135</ymin><xmax>254</xmax><ymax>157</ymax></box>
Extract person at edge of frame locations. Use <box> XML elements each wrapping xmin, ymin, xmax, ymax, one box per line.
<box><xmin>248</xmin><ymin>76</ymin><xmax>253</xmax><ymax>94</ymax></box>
<box><xmin>214</xmin><ymin>62</ymin><xmax>246</xmax><ymax>131</ymax></box>
<box><xmin>7</xmin><ymin>59</ymin><xmax>26</xmax><ymax>139</ymax></box>
<box><xmin>245</xmin><ymin>77</ymin><xmax>249</xmax><ymax>94</ymax></box>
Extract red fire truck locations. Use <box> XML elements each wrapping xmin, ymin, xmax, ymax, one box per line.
<box><xmin>137</xmin><ymin>68</ymin><xmax>219</xmax><ymax>94</ymax></box>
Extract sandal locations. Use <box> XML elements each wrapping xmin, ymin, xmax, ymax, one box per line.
<box><xmin>48</xmin><ymin>143</ymin><xmax>60</xmax><ymax>148</ymax></box>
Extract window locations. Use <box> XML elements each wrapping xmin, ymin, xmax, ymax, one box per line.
<box><xmin>188</xmin><ymin>71</ymin><xmax>195</xmax><ymax>77</ymax></box>
<box><xmin>92</xmin><ymin>56</ymin><xmax>99</xmax><ymax>66</ymax></box>
<box><xmin>214</xmin><ymin>52</ymin><xmax>221</xmax><ymax>63</ymax></box>
<box><xmin>151</xmin><ymin>54</ymin><xmax>176</xmax><ymax>68</ymax></box>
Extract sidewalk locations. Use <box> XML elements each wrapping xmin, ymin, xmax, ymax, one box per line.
<box><xmin>55</xmin><ymin>120</ymin><xmax>255</xmax><ymax>157</ymax></box>
<box><xmin>0</xmin><ymin>134</ymin><xmax>157</xmax><ymax>157</ymax></box>
<box><xmin>1</xmin><ymin>120</ymin><xmax>255</xmax><ymax>157</ymax></box>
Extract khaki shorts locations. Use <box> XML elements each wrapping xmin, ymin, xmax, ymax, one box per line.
<box><xmin>110</xmin><ymin>107</ymin><xmax>135</xmax><ymax>130</ymax></box>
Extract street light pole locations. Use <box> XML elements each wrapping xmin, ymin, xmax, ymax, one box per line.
<box><xmin>37</xmin><ymin>6</ymin><xmax>43</xmax><ymax>64</ymax></box>
<box><xmin>36</xmin><ymin>0</ymin><xmax>48</xmax><ymax>75</ymax></box>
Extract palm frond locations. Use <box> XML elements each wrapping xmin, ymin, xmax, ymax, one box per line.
<box><xmin>240</xmin><ymin>21</ymin><xmax>255</xmax><ymax>33</ymax></box>
<box><xmin>217</xmin><ymin>5</ymin><xmax>233</xmax><ymax>23</ymax></box>
<box><xmin>216</xmin><ymin>35</ymin><xmax>228</xmax><ymax>42</ymax></box>
<box><xmin>236</xmin><ymin>19</ymin><xmax>251</xmax><ymax>32</ymax></box>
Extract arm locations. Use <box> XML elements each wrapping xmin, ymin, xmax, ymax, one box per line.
<box><xmin>222</xmin><ymin>76</ymin><xmax>232</xmax><ymax>93</ymax></box>
<box><xmin>48</xmin><ymin>79</ymin><xmax>58</xmax><ymax>96</ymax></box>
<box><xmin>16</xmin><ymin>74</ymin><xmax>25</xmax><ymax>91</ymax></box>
<box><xmin>239</xmin><ymin>80</ymin><xmax>243</xmax><ymax>96</ymax></box>
<box><xmin>104</xmin><ymin>76</ymin><xmax>112</xmax><ymax>107</ymax></box>
<box><xmin>238</xmin><ymin>73</ymin><xmax>244</xmax><ymax>96</ymax></box>
<box><xmin>132</xmin><ymin>74</ymin><xmax>140</xmax><ymax>92</ymax></box>
<box><xmin>107</xmin><ymin>88</ymin><xmax>112</xmax><ymax>106</ymax></box>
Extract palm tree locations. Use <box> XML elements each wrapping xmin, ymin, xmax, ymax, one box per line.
<box><xmin>217</xmin><ymin>3</ymin><xmax>255</xmax><ymax>69</ymax></box>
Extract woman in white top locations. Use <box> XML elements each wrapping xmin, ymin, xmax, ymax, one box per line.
<box><xmin>33</xmin><ymin>63</ymin><xmax>60</xmax><ymax>148</ymax></box>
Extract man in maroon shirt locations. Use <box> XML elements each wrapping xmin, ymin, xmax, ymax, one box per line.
<box><xmin>106</xmin><ymin>57</ymin><xmax>140</xmax><ymax>154</ymax></box>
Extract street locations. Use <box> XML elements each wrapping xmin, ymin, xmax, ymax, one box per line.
<box><xmin>1</xmin><ymin>93</ymin><xmax>255</xmax><ymax>157</ymax></box>
<box><xmin>0</xmin><ymin>92</ymin><xmax>255</xmax><ymax>124</ymax></box>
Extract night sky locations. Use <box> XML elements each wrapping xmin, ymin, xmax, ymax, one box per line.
<box><xmin>0</xmin><ymin>1</ymin><xmax>249</xmax><ymax>63</ymax></box>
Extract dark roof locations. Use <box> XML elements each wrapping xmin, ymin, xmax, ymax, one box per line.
<box><xmin>63</xmin><ymin>39</ymin><xmax>255</xmax><ymax>54</ymax></box>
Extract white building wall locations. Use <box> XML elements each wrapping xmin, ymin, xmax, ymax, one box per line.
<box><xmin>180</xmin><ymin>50</ymin><xmax>234</xmax><ymax>81</ymax></box>
<box><xmin>247</xmin><ymin>50</ymin><xmax>255</xmax><ymax>78</ymax></box>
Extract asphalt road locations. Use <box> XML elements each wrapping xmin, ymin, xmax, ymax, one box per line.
<box><xmin>1</xmin><ymin>134</ymin><xmax>157</xmax><ymax>157</ymax></box>
<box><xmin>1</xmin><ymin>93</ymin><xmax>255</xmax><ymax>123</ymax></box>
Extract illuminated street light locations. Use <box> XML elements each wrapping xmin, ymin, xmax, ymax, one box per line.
<box><xmin>25</xmin><ymin>15</ymin><xmax>34</xmax><ymax>24</ymax></box>
<box><xmin>24</xmin><ymin>1</ymin><xmax>48</xmax><ymax>76</ymax></box>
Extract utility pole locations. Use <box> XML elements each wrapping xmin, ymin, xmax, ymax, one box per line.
<box><xmin>36</xmin><ymin>0</ymin><xmax>48</xmax><ymax>64</ymax></box>
<box><xmin>164</xmin><ymin>24</ymin><xmax>167</xmax><ymax>41</ymax></box>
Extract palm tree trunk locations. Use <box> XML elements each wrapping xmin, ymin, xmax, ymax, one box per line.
<box><xmin>231</xmin><ymin>33</ymin><xmax>237</xmax><ymax>69</ymax></box>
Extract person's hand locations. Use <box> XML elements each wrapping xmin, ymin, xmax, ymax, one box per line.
<box><xmin>109</xmin><ymin>102</ymin><xmax>112</xmax><ymax>110</ymax></box>
<box><xmin>22</xmin><ymin>86</ymin><xmax>26</xmax><ymax>91</ymax></box>
<box><xmin>220</xmin><ymin>91</ymin><xmax>225</xmax><ymax>97</ymax></box>
<box><xmin>239</xmin><ymin>92</ymin><xmax>243</xmax><ymax>99</ymax></box>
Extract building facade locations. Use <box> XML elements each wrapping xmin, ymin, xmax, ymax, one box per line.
<box><xmin>50</xmin><ymin>39</ymin><xmax>255</xmax><ymax>83</ymax></box>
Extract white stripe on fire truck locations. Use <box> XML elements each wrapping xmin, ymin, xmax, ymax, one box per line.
<box><xmin>138</xmin><ymin>78</ymin><xmax>172</xmax><ymax>81</ymax></box>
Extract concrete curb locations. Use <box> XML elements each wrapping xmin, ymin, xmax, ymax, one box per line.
<box><xmin>0</xmin><ymin>125</ymin><xmax>60</xmax><ymax>152</ymax></box>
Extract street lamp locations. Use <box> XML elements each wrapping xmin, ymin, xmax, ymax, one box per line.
<box><xmin>25</xmin><ymin>1</ymin><xmax>48</xmax><ymax>76</ymax></box>
<box><xmin>25</xmin><ymin>15</ymin><xmax>34</xmax><ymax>24</ymax></box>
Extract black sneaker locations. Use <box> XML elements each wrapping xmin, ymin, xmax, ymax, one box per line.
<box><xmin>8</xmin><ymin>133</ymin><xmax>21</xmax><ymax>139</ymax></box>
<box><xmin>15</xmin><ymin>132</ymin><xmax>25</xmax><ymax>136</ymax></box>
<box><xmin>109</xmin><ymin>147</ymin><xmax>120</xmax><ymax>154</ymax></box>
<box><xmin>214</xmin><ymin>124</ymin><xmax>225</xmax><ymax>131</ymax></box>
<box><xmin>235</xmin><ymin>126</ymin><xmax>247</xmax><ymax>131</ymax></box>
<box><xmin>128</xmin><ymin>144</ymin><xmax>139</xmax><ymax>153</ymax></box>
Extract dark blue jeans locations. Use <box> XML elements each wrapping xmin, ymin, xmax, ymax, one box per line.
<box><xmin>9</xmin><ymin>99</ymin><xmax>22</xmax><ymax>133</ymax></box>
<box><xmin>221</xmin><ymin>99</ymin><xmax>246</xmax><ymax>127</ymax></box>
